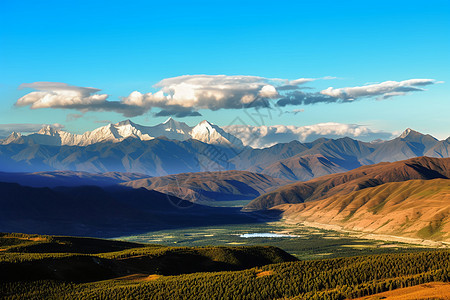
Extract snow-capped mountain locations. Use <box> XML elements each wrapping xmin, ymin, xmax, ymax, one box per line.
<box><xmin>191</xmin><ymin>120</ymin><xmax>244</xmax><ymax>148</ymax></box>
<box><xmin>0</xmin><ymin>118</ymin><xmax>245</xmax><ymax>148</ymax></box>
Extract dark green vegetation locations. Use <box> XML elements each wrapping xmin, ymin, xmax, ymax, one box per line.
<box><xmin>0</xmin><ymin>233</ymin><xmax>296</xmax><ymax>283</ymax></box>
<box><xmin>1</xmin><ymin>233</ymin><xmax>448</xmax><ymax>300</ymax></box>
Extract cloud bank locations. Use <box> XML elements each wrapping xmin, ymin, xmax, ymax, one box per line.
<box><xmin>320</xmin><ymin>79</ymin><xmax>437</xmax><ymax>100</ymax></box>
<box><xmin>15</xmin><ymin>76</ymin><xmax>440</xmax><ymax>117</ymax></box>
<box><xmin>224</xmin><ymin>123</ymin><xmax>395</xmax><ymax>148</ymax></box>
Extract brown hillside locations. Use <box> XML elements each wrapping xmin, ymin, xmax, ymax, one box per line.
<box><xmin>122</xmin><ymin>170</ymin><xmax>291</xmax><ymax>203</ymax></box>
<box><xmin>244</xmin><ymin>156</ymin><xmax>450</xmax><ymax>211</ymax></box>
<box><xmin>354</xmin><ymin>282</ymin><xmax>450</xmax><ymax>300</ymax></box>
<box><xmin>276</xmin><ymin>179</ymin><xmax>450</xmax><ymax>241</ymax></box>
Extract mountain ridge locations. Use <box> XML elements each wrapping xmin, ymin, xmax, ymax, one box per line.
<box><xmin>0</xmin><ymin>118</ymin><xmax>245</xmax><ymax>148</ymax></box>
<box><xmin>0</xmin><ymin>120</ymin><xmax>448</xmax><ymax>178</ymax></box>
<box><xmin>244</xmin><ymin>156</ymin><xmax>450</xmax><ymax>211</ymax></box>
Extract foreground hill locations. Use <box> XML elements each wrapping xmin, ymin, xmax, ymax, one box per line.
<box><xmin>1</xmin><ymin>235</ymin><xmax>449</xmax><ymax>300</ymax></box>
<box><xmin>0</xmin><ymin>233</ymin><xmax>296</xmax><ymax>283</ymax></box>
<box><xmin>0</xmin><ymin>182</ymin><xmax>257</xmax><ymax>237</ymax></box>
<box><xmin>277</xmin><ymin>179</ymin><xmax>450</xmax><ymax>241</ymax></box>
<box><xmin>121</xmin><ymin>170</ymin><xmax>291</xmax><ymax>204</ymax></box>
<box><xmin>245</xmin><ymin>156</ymin><xmax>450</xmax><ymax>211</ymax></box>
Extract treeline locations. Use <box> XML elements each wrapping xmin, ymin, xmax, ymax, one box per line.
<box><xmin>1</xmin><ymin>250</ymin><xmax>449</xmax><ymax>299</ymax></box>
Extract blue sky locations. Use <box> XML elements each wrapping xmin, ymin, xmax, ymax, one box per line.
<box><xmin>0</xmin><ymin>0</ymin><xmax>449</xmax><ymax>139</ymax></box>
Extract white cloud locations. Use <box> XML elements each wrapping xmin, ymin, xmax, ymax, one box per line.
<box><xmin>15</xmin><ymin>76</ymin><xmax>440</xmax><ymax>118</ymax></box>
<box><xmin>121</xmin><ymin>75</ymin><xmax>281</xmax><ymax>113</ymax></box>
<box><xmin>223</xmin><ymin>123</ymin><xmax>395</xmax><ymax>148</ymax></box>
<box><xmin>17</xmin><ymin>82</ymin><xmax>108</xmax><ymax>109</ymax></box>
<box><xmin>320</xmin><ymin>79</ymin><xmax>438</xmax><ymax>100</ymax></box>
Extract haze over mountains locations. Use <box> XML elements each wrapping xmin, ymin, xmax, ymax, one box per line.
<box><xmin>0</xmin><ymin>119</ymin><xmax>449</xmax><ymax>179</ymax></box>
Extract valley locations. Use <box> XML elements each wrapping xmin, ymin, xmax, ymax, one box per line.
<box><xmin>0</xmin><ymin>122</ymin><xmax>449</xmax><ymax>299</ymax></box>
<box><xmin>117</xmin><ymin>221</ymin><xmax>441</xmax><ymax>260</ymax></box>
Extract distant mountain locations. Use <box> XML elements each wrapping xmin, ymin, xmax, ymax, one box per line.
<box><xmin>0</xmin><ymin>122</ymin><xmax>448</xmax><ymax>179</ymax></box>
<box><xmin>0</xmin><ymin>138</ymin><xmax>238</xmax><ymax>175</ymax></box>
<box><xmin>121</xmin><ymin>170</ymin><xmax>291</xmax><ymax>204</ymax></box>
<box><xmin>277</xmin><ymin>178</ymin><xmax>450</xmax><ymax>241</ymax></box>
<box><xmin>191</xmin><ymin>120</ymin><xmax>244</xmax><ymax>148</ymax></box>
<box><xmin>364</xmin><ymin>128</ymin><xmax>440</xmax><ymax>163</ymax></box>
<box><xmin>244</xmin><ymin>157</ymin><xmax>450</xmax><ymax>211</ymax></box>
<box><xmin>233</xmin><ymin>130</ymin><xmax>449</xmax><ymax>180</ymax></box>
<box><xmin>426</xmin><ymin>137</ymin><xmax>450</xmax><ymax>158</ymax></box>
<box><xmin>248</xmin><ymin>154</ymin><xmax>352</xmax><ymax>181</ymax></box>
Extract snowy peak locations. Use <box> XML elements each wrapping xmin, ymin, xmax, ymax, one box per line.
<box><xmin>38</xmin><ymin>125</ymin><xmax>61</xmax><ymax>136</ymax></box>
<box><xmin>163</xmin><ymin>117</ymin><xmax>174</xmax><ymax>124</ymax></box>
<box><xmin>398</xmin><ymin>128</ymin><xmax>437</xmax><ymax>143</ymax></box>
<box><xmin>0</xmin><ymin>118</ymin><xmax>244</xmax><ymax>148</ymax></box>
<box><xmin>2</xmin><ymin>132</ymin><xmax>24</xmax><ymax>145</ymax></box>
<box><xmin>116</xmin><ymin>119</ymin><xmax>136</xmax><ymax>127</ymax></box>
<box><xmin>191</xmin><ymin>120</ymin><xmax>244</xmax><ymax>148</ymax></box>
<box><xmin>400</xmin><ymin>128</ymin><xmax>417</xmax><ymax>139</ymax></box>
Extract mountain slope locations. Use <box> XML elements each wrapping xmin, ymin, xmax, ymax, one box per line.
<box><xmin>249</xmin><ymin>154</ymin><xmax>355</xmax><ymax>181</ymax></box>
<box><xmin>366</xmin><ymin>129</ymin><xmax>439</xmax><ymax>163</ymax></box>
<box><xmin>0</xmin><ymin>137</ymin><xmax>238</xmax><ymax>175</ymax></box>
<box><xmin>244</xmin><ymin>156</ymin><xmax>450</xmax><ymax>211</ymax></box>
<box><xmin>426</xmin><ymin>137</ymin><xmax>450</xmax><ymax>158</ymax></box>
<box><xmin>0</xmin><ymin>170</ymin><xmax>149</xmax><ymax>187</ymax></box>
<box><xmin>121</xmin><ymin>170</ymin><xmax>291</xmax><ymax>203</ymax></box>
<box><xmin>0</xmin><ymin>181</ymin><xmax>257</xmax><ymax>236</ymax></box>
<box><xmin>276</xmin><ymin>179</ymin><xmax>450</xmax><ymax>241</ymax></box>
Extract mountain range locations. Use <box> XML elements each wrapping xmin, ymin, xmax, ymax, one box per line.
<box><xmin>0</xmin><ymin>118</ymin><xmax>244</xmax><ymax>148</ymax></box>
<box><xmin>0</xmin><ymin>119</ymin><xmax>449</xmax><ymax>179</ymax></box>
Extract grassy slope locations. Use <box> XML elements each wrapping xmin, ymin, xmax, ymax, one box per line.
<box><xmin>354</xmin><ymin>282</ymin><xmax>450</xmax><ymax>300</ymax></box>
<box><xmin>277</xmin><ymin>179</ymin><xmax>450</xmax><ymax>241</ymax></box>
<box><xmin>1</xmin><ymin>250</ymin><xmax>449</xmax><ymax>299</ymax></box>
